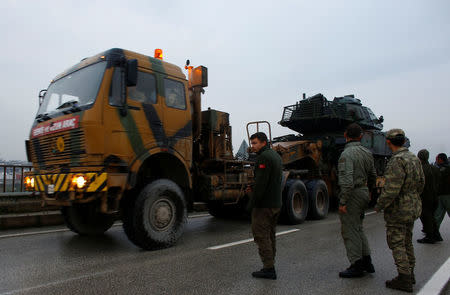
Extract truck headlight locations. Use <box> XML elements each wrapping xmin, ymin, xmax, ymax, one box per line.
<box><xmin>25</xmin><ymin>177</ymin><xmax>35</xmax><ymax>189</ymax></box>
<box><xmin>72</xmin><ymin>175</ymin><xmax>87</xmax><ymax>189</ymax></box>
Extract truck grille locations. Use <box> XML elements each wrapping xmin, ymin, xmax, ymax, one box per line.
<box><xmin>30</xmin><ymin>129</ymin><xmax>85</xmax><ymax>166</ymax></box>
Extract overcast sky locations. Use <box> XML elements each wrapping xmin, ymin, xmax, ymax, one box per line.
<box><xmin>1</xmin><ymin>0</ymin><xmax>449</xmax><ymax>162</ymax></box>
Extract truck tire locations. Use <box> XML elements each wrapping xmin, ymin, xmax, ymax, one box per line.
<box><xmin>131</xmin><ymin>179</ymin><xmax>187</xmax><ymax>250</ymax></box>
<box><xmin>281</xmin><ymin>179</ymin><xmax>309</xmax><ymax>224</ymax></box>
<box><xmin>61</xmin><ymin>203</ymin><xmax>115</xmax><ymax>236</ymax></box>
<box><xmin>306</xmin><ymin>179</ymin><xmax>329</xmax><ymax>220</ymax></box>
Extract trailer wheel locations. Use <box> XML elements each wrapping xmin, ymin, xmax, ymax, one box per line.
<box><xmin>281</xmin><ymin>179</ymin><xmax>309</xmax><ymax>224</ymax></box>
<box><xmin>131</xmin><ymin>179</ymin><xmax>187</xmax><ymax>250</ymax></box>
<box><xmin>61</xmin><ymin>202</ymin><xmax>115</xmax><ymax>236</ymax></box>
<box><xmin>306</xmin><ymin>180</ymin><xmax>329</xmax><ymax>220</ymax></box>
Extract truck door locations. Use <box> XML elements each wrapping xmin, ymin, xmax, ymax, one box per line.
<box><xmin>160</xmin><ymin>76</ymin><xmax>192</xmax><ymax>164</ymax></box>
<box><xmin>106</xmin><ymin>67</ymin><xmax>163</xmax><ymax>162</ymax></box>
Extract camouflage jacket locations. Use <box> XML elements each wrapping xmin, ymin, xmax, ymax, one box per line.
<box><xmin>375</xmin><ymin>147</ymin><xmax>425</xmax><ymax>224</ymax></box>
<box><xmin>338</xmin><ymin>141</ymin><xmax>377</xmax><ymax>205</ymax></box>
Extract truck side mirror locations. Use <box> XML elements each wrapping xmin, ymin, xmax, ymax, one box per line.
<box><xmin>38</xmin><ymin>89</ymin><xmax>47</xmax><ymax>106</ymax></box>
<box><xmin>126</xmin><ymin>59</ymin><xmax>138</xmax><ymax>87</ymax></box>
<box><xmin>188</xmin><ymin>66</ymin><xmax>208</xmax><ymax>88</ymax></box>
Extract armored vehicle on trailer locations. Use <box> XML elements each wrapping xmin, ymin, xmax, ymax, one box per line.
<box><xmin>276</xmin><ymin>93</ymin><xmax>399</xmax><ymax>206</ymax></box>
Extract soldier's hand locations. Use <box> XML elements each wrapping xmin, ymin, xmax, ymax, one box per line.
<box><xmin>245</xmin><ymin>185</ymin><xmax>252</xmax><ymax>194</ymax></box>
<box><xmin>339</xmin><ymin>205</ymin><xmax>347</xmax><ymax>214</ymax></box>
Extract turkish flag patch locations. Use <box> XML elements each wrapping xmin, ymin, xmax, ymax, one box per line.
<box><xmin>259</xmin><ymin>164</ymin><xmax>266</xmax><ymax>169</ymax></box>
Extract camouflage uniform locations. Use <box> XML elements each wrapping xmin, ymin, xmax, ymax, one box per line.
<box><xmin>338</xmin><ymin>141</ymin><xmax>377</xmax><ymax>264</ymax></box>
<box><xmin>375</xmin><ymin>133</ymin><xmax>424</xmax><ymax>276</ymax></box>
<box><xmin>249</xmin><ymin>145</ymin><xmax>282</xmax><ymax>269</ymax></box>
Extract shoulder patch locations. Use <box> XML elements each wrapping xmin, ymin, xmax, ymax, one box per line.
<box><xmin>259</xmin><ymin>164</ymin><xmax>266</xmax><ymax>169</ymax></box>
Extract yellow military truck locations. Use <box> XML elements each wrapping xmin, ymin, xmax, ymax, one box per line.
<box><xmin>24</xmin><ymin>48</ymin><xmax>327</xmax><ymax>250</ymax></box>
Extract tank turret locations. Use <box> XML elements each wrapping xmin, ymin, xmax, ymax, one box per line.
<box><xmin>276</xmin><ymin>93</ymin><xmax>409</xmax><ymax>177</ymax></box>
<box><xmin>279</xmin><ymin>93</ymin><xmax>384</xmax><ymax>135</ymax></box>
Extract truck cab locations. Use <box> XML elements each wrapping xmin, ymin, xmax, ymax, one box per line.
<box><xmin>25</xmin><ymin>49</ymin><xmax>209</xmax><ymax>249</ymax></box>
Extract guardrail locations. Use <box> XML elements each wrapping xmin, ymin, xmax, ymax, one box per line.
<box><xmin>0</xmin><ymin>165</ymin><xmax>33</xmax><ymax>193</ymax></box>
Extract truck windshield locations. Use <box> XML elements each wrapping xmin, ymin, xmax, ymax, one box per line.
<box><xmin>37</xmin><ymin>61</ymin><xmax>107</xmax><ymax>116</ymax></box>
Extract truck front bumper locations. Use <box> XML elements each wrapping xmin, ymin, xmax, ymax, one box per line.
<box><xmin>24</xmin><ymin>171</ymin><xmax>127</xmax><ymax>208</ymax></box>
<box><xmin>25</xmin><ymin>172</ymin><xmax>108</xmax><ymax>194</ymax></box>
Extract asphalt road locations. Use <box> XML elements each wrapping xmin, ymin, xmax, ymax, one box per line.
<box><xmin>0</xmin><ymin>211</ymin><xmax>449</xmax><ymax>295</ymax></box>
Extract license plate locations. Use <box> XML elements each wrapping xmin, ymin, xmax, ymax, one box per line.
<box><xmin>47</xmin><ymin>184</ymin><xmax>55</xmax><ymax>194</ymax></box>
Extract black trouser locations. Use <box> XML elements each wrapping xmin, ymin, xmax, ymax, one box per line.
<box><xmin>420</xmin><ymin>204</ymin><xmax>439</xmax><ymax>238</ymax></box>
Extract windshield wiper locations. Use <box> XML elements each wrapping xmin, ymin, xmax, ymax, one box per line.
<box><xmin>35</xmin><ymin>113</ymin><xmax>51</xmax><ymax>122</ymax></box>
<box><xmin>63</xmin><ymin>104</ymin><xmax>82</xmax><ymax>114</ymax></box>
<box><xmin>56</xmin><ymin>100</ymin><xmax>79</xmax><ymax>110</ymax></box>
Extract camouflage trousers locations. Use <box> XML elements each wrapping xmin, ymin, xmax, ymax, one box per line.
<box><xmin>251</xmin><ymin>208</ymin><xmax>281</xmax><ymax>269</ymax></box>
<box><xmin>339</xmin><ymin>192</ymin><xmax>371</xmax><ymax>264</ymax></box>
<box><xmin>386</xmin><ymin>223</ymin><xmax>415</xmax><ymax>275</ymax></box>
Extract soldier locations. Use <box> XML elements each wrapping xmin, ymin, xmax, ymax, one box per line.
<box><xmin>375</xmin><ymin>129</ymin><xmax>424</xmax><ymax>293</ymax></box>
<box><xmin>246</xmin><ymin>132</ymin><xmax>282</xmax><ymax>280</ymax></box>
<box><xmin>434</xmin><ymin>153</ymin><xmax>450</xmax><ymax>241</ymax></box>
<box><xmin>337</xmin><ymin>123</ymin><xmax>377</xmax><ymax>278</ymax></box>
<box><xmin>416</xmin><ymin>149</ymin><xmax>440</xmax><ymax>244</ymax></box>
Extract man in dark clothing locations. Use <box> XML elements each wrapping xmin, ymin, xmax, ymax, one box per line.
<box><xmin>417</xmin><ymin>149</ymin><xmax>440</xmax><ymax>244</ymax></box>
<box><xmin>338</xmin><ymin>123</ymin><xmax>377</xmax><ymax>278</ymax></box>
<box><xmin>434</xmin><ymin>153</ymin><xmax>450</xmax><ymax>241</ymax></box>
<box><xmin>247</xmin><ymin>132</ymin><xmax>282</xmax><ymax>280</ymax></box>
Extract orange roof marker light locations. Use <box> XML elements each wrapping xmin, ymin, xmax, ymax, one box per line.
<box><xmin>154</xmin><ymin>49</ymin><xmax>163</xmax><ymax>60</ymax></box>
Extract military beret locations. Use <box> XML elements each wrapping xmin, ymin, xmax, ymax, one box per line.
<box><xmin>386</xmin><ymin>128</ymin><xmax>405</xmax><ymax>139</ymax></box>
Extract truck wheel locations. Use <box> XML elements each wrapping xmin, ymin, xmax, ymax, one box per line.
<box><xmin>281</xmin><ymin>179</ymin><xmax>309</xmax><ymax>224</ymax></box>
<box><xmin>61</xmin><ymin>203</ymin><xmax>115</xmax><ymax>236</ymax></box>
<box><xmin>306</xmin><ymin>180</ymin><xmax>329</xmax><ymax>220</ymax></box>
<box><xmin>132</xmin><ymin>179</ymin><xmax>187</xmax><ymax>250</ymax></box>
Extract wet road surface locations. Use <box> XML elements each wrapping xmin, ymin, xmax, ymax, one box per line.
<box><xmin>0</xmin><ymin>211</ymin><xmax>449</xmax><ymax>295</ymax></box>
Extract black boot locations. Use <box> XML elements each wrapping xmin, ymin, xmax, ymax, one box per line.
<box><xmin>434</xmin><ymin>231</ymin><xmax>443</xmax><ymax>242</ymax></box>
<box><xmin>386</xmin><ymin>273</ymin><xmax>413</xmax><ymax>293</ymax></box>
<box><xmin>339</xmin><ymin>260</ymin><xmax>365</xmax><ymax>278</ymax></box>
<box><xmin>417</xmin><ymin>236</ymin><xmax>436</xmax><ymax>244</ymax></box>
<box><xmin>252</xmin><ymin>267</ymin><xmax>277</xmax><ymax>280</ymax></box>
<box><xmin>362</xmin><ymin>255</ymin><xmax>375</xmax><ymax>273</ymax></box>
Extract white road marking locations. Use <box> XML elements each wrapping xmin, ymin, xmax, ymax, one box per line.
<box><xmin>0</xmin><ymin>228</ymin><xmax>70</xmax><ymax>239</ymax></box>
<box><xmin>0</xmin><ymin>214</ymin><xmax>212</xmax><ymax>239</ymax></box>
<box><xmin>0</xmin><ymin>270</ymin><xmax>113</xmax><ymax>295</ymax></box>
<box><xmin>365</xmin><ymin>211</ymin><xmax>377</xmax><ymax>216</ymax></box>
<box><xmin>417</xmin><ymin>257</ymin><xmax>450</xmax><ymax>295</ymax></box>
<box><xmin>207</xmin><ymin>228</ymin><xmax>300</xmax><ymax>250</ymax></box>
<box><xmin>0</xmin><ymin>223</ymin><xmax>122</xmax><ymax>239</ymax></box>
<box><xmin>189</xmin><ymin>213</ymin><xmax>211</xmax><ymax>218</ymax></box>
